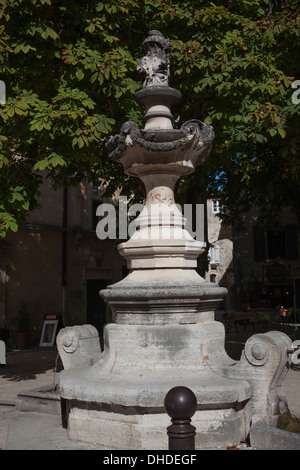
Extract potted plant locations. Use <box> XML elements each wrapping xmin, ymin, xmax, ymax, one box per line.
<box><xmin>13</xmin><ymin>305</ymin><xmax>31</xmax><ymax>350</ymax></box>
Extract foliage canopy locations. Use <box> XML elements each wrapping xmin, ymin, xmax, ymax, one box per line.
<box><xmin>0</xmin><ymin>0</ymin><xmax>299</xmax><ymax>236</ymax></box>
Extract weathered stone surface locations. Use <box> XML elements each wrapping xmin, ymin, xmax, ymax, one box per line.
<box><xmin>137</xmin><ymin>30</ymin><xmax>171</xmax><ymax>89</ymax></box>
<box><xmin>57</xmin><ymin>30</ymin><xmax>293</xmax><ymax>450</ymax></box>
<box><xmin>67</xmin><ymin>406</ymin><xmax>248</xmax><ymax>450</ymax></box>
<box><xmin>250</xmin><ymin>420</ymin><xmax>300</xmax><ymax>450</ymax></box>
<box><xmin>16</xmin><ymin>385</ymin><xmax>60</xmax><ymax>415</ymax></box>
<box><xmin>59</xmin><ymin>319</ymin><xmax>252</xmax><ymax>449</ymax></box>
<box><xmin>57</xmin><ymin>325</ymin><xmax>101</xmax><ymax>370</ymax></box>
<box><xmin>0</xmin><ymin>340</ymin><xmax>5</xmax><ymax>365</ymax></box>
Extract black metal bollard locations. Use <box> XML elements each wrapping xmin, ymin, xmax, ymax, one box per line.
<box><xmin>164</xmin><ymin>386</ymin><xmax>197</xmax><ymax>450</ymax></box>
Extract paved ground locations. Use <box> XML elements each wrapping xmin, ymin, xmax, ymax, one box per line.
<box><xmin>0</xmin><ymin>348</ymin><xmax>62</xmax><ymax>450</ymax></box>
<box><xmin>0</xmin><ymin>322</ymin><xmax>299</xmax><ymax>450</ymax></box>
<box><xmin>0</xmin><ymin>349</ymin><xmax>106</xmax><ymax>450</ymax></box>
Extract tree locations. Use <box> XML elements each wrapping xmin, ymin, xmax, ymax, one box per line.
<box><xmin>0</xmin><ymin>0</ymin><xmax>144</xmax><ymax>236</ymax></box>
<box><xmin>0</xmin><ymin>0</ymin><xmax>299</xmax><ymax>237</ymax></box>
<box><xmin>153</xmin><ymin>0</ymin><xmax>300</xmax><ymax>230</ymax></box>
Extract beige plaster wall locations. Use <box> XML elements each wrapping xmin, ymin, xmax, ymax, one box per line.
<box><xmin>2</xmin><ymin>177</ymin><xmax>124</xmax><ymax>347</ymax></box>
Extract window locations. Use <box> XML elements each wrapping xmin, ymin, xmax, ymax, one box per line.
<box><xmin>92</xmin><ymin>181</ymin><xmax>104</xmax><ymax>230</ymax></box>
<box><xmin>253</xmin><ymin>224</ymin><xmax>298</xmax><ymax>261</ymax></box>
<box><xmin>92</xmin><ymin>180</ymin><xmax>105</xmax><ymax>198</ymax></box>
<box><xmin>267</xmin><ymin>230</ymin><xmax>286</xmax><ymax>259</ymax></box>
<box><xmin>92</xmin><ymin>200</ymin><xmax>102</xmax><ymax>231</ymax></box>
<box><xmin>208</xmin><ymin>244</ymin><xmax>220</xmax><ymax>265</ymax></box>
<box><xmin>92</xmin><ymin>180</ymin><xmax>107</xmax><ymax>230</ymax></box>
<box><xmin>212</xmin><ymin>200</ymin><xmax>222</xmax><ymax>214</ymax></box>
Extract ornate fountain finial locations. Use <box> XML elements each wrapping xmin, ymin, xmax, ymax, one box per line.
<box><xmin>137</xmin><ymin>30</ymin><xmax>171</xmax><ymax>88</ymax></box>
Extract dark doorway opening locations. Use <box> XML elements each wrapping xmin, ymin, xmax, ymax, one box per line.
<box><xmin>86</xmin><ymin>279</ymin><xmax>107</xmax><ymax>350</ymax></box>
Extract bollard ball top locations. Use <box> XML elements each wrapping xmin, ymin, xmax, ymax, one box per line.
<box><xmin>164</xmin><ymin>386</ymin><xmax>197</xmax><ymax>419</ymax></box>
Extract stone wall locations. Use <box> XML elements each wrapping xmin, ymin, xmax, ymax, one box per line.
<box><xmin>205</xmin><ymin>199</ymin><xmax>234</xmax><ymax>310</ymax></box>
<box><xmin>1</xmin><ymin>175</ymin><xmax>124</xmax><ymax>348</ymax></box>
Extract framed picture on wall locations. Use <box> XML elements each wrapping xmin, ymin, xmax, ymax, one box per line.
<box><xmin>39</xmin><ymin>314</ymin><xmax>63</xmax><ymax>349</ymax></box>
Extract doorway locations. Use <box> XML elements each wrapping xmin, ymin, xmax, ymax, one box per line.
<box><xmin>86</xmin><ymin>279</ymin><xmax>107</xmax><ymax>349</ymax></box>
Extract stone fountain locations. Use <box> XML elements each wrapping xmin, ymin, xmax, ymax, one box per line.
<box><xmin>57</xmin><ymin>31</ymin><xmax>292</xmax><ymax>449</ymax></box>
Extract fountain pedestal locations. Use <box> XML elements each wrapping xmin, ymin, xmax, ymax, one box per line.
<box><xmin>57</xmin><ymin>31</ymin><xmax>292</xmax><ymax>449</ymax></box>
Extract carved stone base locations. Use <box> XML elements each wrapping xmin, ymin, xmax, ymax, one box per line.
<box><xmin>57</xmin><ymin>318</ymin><xmax>292</xmax><ymax>449</ymax></box>
<box><xmin>58</xmin><ymin>318</ymin><xmax>252</xmax><ymax>450</ymax></box>
<box><xmin>66</xmin><ymin>404</ymin><xmax>248</xmax><ymax>450</ymax></box>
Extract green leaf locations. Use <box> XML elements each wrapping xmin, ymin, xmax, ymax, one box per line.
<box><xmin>10</xmin><ymin>222</ymin><xmax>18</xmax><ymax>232</ymax></box>
<box><xmin>77</xmin><ymin>136</ymin><xmax>84</xmax><ymax>148</ymax></box>
<box><xmin>87</xmin><ymin>23</ymin><xmax>95</xmax><ymax>33</ymax></box>
<box><xmin>255</xmin><ymin>134</ymin><xmax>264</xmax><ymax>143</ymax></box>
<box><xmin>48</xmin><ymin>28</ymin><xmax>59</xmax><ymax>40</ymax></box>
<box><xmin>278</xmin><ymin>128</ymin><xmax>286</xmax><ymax>139</ymax></box>
<box><xmin>7</xmin><ymin>107</ymin><xmax>14</xmax><ymax>117</ymax></box>
<box><xmin>96</xmin><ymin>121</ymin><xmax>105</xmax><ymax>132</ymax></box>
<box><xmin>50</xmin><ymin>154</ymin><xmax>66</xmax><ymax>167</ymax></box>
<box><xmin>76</xmin><ymin>69</ymin><xmax>85</xmax><ymax>80</ymax></box>
<box><xmin>34</xmin><ymin>160</ymin><xmax>47</xmax><ymax>171</ymax></box>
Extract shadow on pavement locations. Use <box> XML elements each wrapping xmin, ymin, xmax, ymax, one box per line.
<box><xmin>0</xmin><ymin>349</ymin><xmax>63</xmax><ymax>382</ymax></box>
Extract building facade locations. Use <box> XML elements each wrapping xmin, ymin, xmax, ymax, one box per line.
<box><xmin>204</xmin><ymin>199</ymin><xmax>235</xmax><ymax>311</ymax></box>
<box><xmin>233</xmin><ymin>209</ymin><xmax>300</xmax><ymax>312</ymax></box>
<box><xmin>0</xmin><ymin>176</ymin><xmax>125</xmax><ymax>348</ymax></box>
<box><xmin>0</xmin><ymin>189</ymin><xmax>237</xmax><ymax>349</ymax></box>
